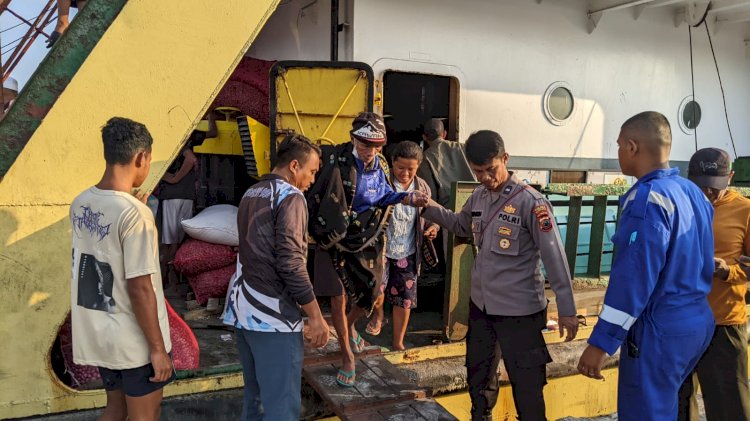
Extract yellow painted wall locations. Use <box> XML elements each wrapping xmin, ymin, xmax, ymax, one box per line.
<box><xmin>0</xmin><ymin>0</ymin><xmax>279</xmax><ymax>417</ymax></box>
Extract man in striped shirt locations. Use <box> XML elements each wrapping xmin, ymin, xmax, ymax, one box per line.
<box><xmin>224</xmin><ymin>134</ymin><xmax>329</xmax><ymax>421</ymax></box>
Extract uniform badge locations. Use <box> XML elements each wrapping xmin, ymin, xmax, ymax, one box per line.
<box><xmin>498</xmin><ymin>227</ymin><xmax>512</xmax><ymax>236</ymax></box>
<box><xmin>499</xmin><ymin>238</ymin><xmax>511</xmax><ymax>249</ymax></box>
<box><xmin>503</xmin><ymin>204</ymin><xmax>516</xmax><ymax>214</ymax></box>
<box><xmin>503</xmin><ymin>185</ymin><xmax>513</xmax><ymax>195</ymax></box>
<box><xmin>533</xmin><ymin>204</ymin><xmax>553</xmax><ymax>232</ymax></box>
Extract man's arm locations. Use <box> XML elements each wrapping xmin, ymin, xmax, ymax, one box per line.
<box><xmin>127</xmin><ymin>275</ymin><xmax>172</xmax><ymax>382</ymax></box>
<box><xmin>587</xmin><ymin>189</ymin><xmax>670</xmax><ymax>356</ymax></box>
<box><xmin>421</xmin><ymin>194</ymin><xmax>474</xmax><ymax>238</ymax></box>
<box><xmin>162</xmin><ymin>150</ymin><xmax>197</xmax><ymax>184</ymax></box>
<box><xmin>121</xmin><ymin>208</ymin><xmax>172</xmax><ymax>381</ymax></box>
<box><xmin>205</xmin><ymin>112</ymin><xmax>218</xmax><ymax>138</ymax></box>
<box><xmin>717</xmin><ymin>222</ymin><xmax>750</xmax><ymax>284</ymax></box>
<box><xmin>275</xmin><ymin>194</ymin><xmax>329</xmax><ymax>347</ymax></box>
<box><xmin>528</xmin><ymin>197</ymin><xmax>577</xmax><ymax>341</ymax></box>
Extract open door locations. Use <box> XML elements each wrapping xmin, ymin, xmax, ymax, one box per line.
<box><xmin>269</xmin><ymin>61</ymin><xmax>374</xmax><ymax>164</ymax></box>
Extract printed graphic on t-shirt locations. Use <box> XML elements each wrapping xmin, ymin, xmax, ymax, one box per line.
<box><xmin>77</xmin><ymin>253</ymin><xmax>116</xmax><ymax>313</ymax></box>
<box><xmin>71</xmin><ymin>205</ymin><xmax>112</xmax><ymax>241</ymax></box>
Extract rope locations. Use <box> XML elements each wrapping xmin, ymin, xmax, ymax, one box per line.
<box><xmin>279</xmin><ymin>71</ymin><xmax>306</xmax><ymax>137</ymax></box>
<box><xmin>318</xmin><ymin>71</ymin><xmax>365</xmax><ymax>141</ymax></box>
<box><xmin>703</xmin><ymin>21</ymin><xmax>737</xmax><ymax>158</ymax></box>
<box><xmin>688</xmin><ymin>25</ymin><xmax>698</xmax><ymax>151</ymax></box>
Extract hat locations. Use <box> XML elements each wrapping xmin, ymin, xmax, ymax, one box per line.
<box><xmin>423</xmin><ymin>118</ymin><xmax>445</xmax><ymax>141</ymax></box>
<box><xmin>350</xmin><ymin>112</ymin><xmax>386</xmax><ymax>146</ymax></box>
<box><xmin>688</xmin><ymin>147</ymin><xmax>732</xmax><ymax>190</ymax></box>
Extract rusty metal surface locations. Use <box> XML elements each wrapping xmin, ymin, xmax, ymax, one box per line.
<box><xmin>0</xmin><ymin>0</ymin><xmax>127</xmax><ymax>177</ymax></box>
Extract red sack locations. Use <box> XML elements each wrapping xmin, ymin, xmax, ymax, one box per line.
<box><xmin>166</xmin><ymin>299</ymin><xmax>200</xmax><ymax>370</ymax></box>
<box><xmin>189</xmin><ymin>264</ymin><xmax>236</xmax><ymax>306</ymax></box>
<box><xmin>58</xmin><ymin>302</ymin><xmax>200</xmax><ymax>389</ymax></box>
<box><xmin>59</xmin><ymin>314</ymin><xmax>101</xmax><ymax>388</ymax></box>
<box><xmin>210</xmin><ymin>57</ymin><xmax>275</xmax><ymax>126</ymax></box>
<box><xmin>173</xmin><ymin>238</ymin><xmax>236</xmax><ymax>277</ymax></box>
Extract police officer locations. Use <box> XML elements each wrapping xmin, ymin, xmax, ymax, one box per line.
<box><xmin>577</xmin><ymin>112</ymin><xmax>715</xmax><ymax>420</ymax></box>
<box><xmin>422</xmin><ymin>130</ymin><xmax>578</xmax><ymax>421</ymax></box>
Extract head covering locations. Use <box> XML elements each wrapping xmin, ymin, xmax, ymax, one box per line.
<box><xmin>688</xmin><ymin>147</ymin><xmax>732</xmax><ymax>190</ymax></box>
<box><xmin>423</xmin><ymin>118</ymin><xmax>445</xmax><ymax>141</ymax></box>
<box><xmin>350</xmin><ymin>112</ymin><xmax>387</xmax><ymax>146</ymax></box>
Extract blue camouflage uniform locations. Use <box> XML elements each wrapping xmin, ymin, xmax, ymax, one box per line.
<box><xmin>588</xmin><ymin>168</ymin><xmax>715</xmax><ymax>420</ymax></box>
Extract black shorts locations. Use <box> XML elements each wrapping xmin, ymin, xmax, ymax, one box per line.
<box><xmin>98</xmin><ymin>356</ymin><xmax>176</xmax><ymax>397</ymax></box>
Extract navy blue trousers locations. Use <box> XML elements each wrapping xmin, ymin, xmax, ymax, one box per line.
<box><xmin>235</xmin><ymin>329</ymin><xmax>304</xmax><ymax>421</ymax></box>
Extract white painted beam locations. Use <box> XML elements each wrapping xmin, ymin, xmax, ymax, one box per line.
<box><xmin>587</xmin><ymin>0</ymin><xmax>657</xmax><ymax>31</ymax></box>
<box><xmin>716</xmin><ymin>11</ymin><xmax>750</xmax><ymax>23</ymax></box>
<box><xmin>647</xmin><ymin>0</ymin><xmax>686</xmax><ymax>8</ymax></box>
<box><xmin>707</xmin><ymin>0</ymin><xmax>750</xmax><ymax>14</ymax></box>
<box><xmin>589</xmin><ymin>0</ymin><xmax>657</xmax><ymax>14</ymax></box>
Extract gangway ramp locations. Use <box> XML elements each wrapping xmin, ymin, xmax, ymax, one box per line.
<box><xmin>302</xmin><ymin>318</ymin><xmax>457</xmax><ymax>421</ymax></box>
<box><xmin>0</xmin><ymin>0</ymin><xmax>280</xmax><ymax>418</ymax></box>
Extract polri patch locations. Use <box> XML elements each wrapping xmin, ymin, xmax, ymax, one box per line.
<box><xmin>498</xmin><ymin>213</ymin><xmax>521</xmax><ymax>225</ymax></box>
<box><xmin>533</xmin><ymin>204</ymin><xmax>553</xmax><ymax>232</ymax></box>
<box><xmin>503</xmin><ymin>204</ymin><xmax>517</xmax><ymax>214</ymax></box>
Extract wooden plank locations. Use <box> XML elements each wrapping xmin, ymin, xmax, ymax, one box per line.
<box><xmin>587</xmin><ymin>195</ymin><xmax>608</xmax><ymax>277</ymax></box>
<box><xmin>411</xmin><ymin>399</ymin><xmax>460</xmax><ymax>421</ymax></box>
<box><xmin>303</xmin><ymin>355</ymin><xmax>445</xmax><ymax>420</ymax></box>
<box><xmin>348</xmin><ymin>400</ymin><xmax>458</xmax><ymax>421</ymax></box>
<box><xmin>565</xmin><ymin>196</ymin><xmax>583</xmax><ymax>273</ymax></box>
<box><xmin>444</xmin><ymin>181</ymin><xmax>478</xmax><ymax>341</ymax></box>
<box><xmin>302</xmin><ymin>363</ymin><xmax>365</xmax><ymax>412</ymax></box>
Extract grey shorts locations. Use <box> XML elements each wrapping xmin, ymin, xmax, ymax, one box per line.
<box><xmin>162</xmin><ymin>199</ymin><xmax>193</xmax><ymax>244</ymax></box>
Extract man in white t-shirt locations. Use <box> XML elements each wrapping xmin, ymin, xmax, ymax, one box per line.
<box><xmin>70</xmin><ymin>117</ymin><xmax>173</xmax><ymax>421</ymax></box>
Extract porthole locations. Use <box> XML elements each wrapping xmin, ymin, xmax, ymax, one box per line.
<box><xmin>543</xmin><ymin>82</ymin><xmax>575</xmax><ymax>126</ymax></box>
<box><xmin>678</xmin><ymin>96</ymin><xmax>702</xmax><ymax>134</ymax></box>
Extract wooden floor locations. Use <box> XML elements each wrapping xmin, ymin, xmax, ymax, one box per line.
<box><xmin>303</xmin><ymin>355</ymin><xmax>457</xmax><ymax>421</ymax></box>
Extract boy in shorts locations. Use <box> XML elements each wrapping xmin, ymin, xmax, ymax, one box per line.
<box><xmin>369</xmin><ymin>141</ymin><xmax>439</xmax><ymax>350</ymax></box>
<box><xmin>70</xmin><ymin>117</ymin><xmax>174</xmax><ymax>421</ymax></box>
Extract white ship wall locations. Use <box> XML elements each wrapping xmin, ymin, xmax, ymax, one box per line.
<box><xmin>249</xmin><ymin>0</ymin><xmax>750</xmax><ymax>169</ymax></box>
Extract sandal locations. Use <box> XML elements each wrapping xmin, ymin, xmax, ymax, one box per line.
<box><xmin>365</xmin><ymin>318</ymin><xmax>388</xmax><ymax>336</ymax></box>
<box><xmin>336</xmin><ymin>368</ymin><xmax>356</xmax><ymax>387</ymax></box>
<box><xmin>350</xmin><ymin>332</ymin><xmax>365</xmax><ymax>353</ymax></box>
<box><xmin>46</xmin><ymin>31</ymin><xmax>62</xmax><ymax>49</ymax></box>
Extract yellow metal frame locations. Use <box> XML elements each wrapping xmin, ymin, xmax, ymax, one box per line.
<box><xmin>0</xmin><ymin>0</ymin><xmax>280</xmax><ymax>418</ymax></box>
<box><xmin>270</xmin><ymin>62</ymin><xmax>373</xmax><ymax>159</ymax></box>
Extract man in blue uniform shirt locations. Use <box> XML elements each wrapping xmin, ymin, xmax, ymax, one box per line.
<box><xmin>577</xmin><ymin>111</ymin><xmax>715</xmax><ymax>420</ymax></box>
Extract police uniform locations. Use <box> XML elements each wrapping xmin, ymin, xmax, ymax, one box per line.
<box><xmin>587</xmin><ymin>168</ymin><xmax>715</xmax><ymax>420</ymax></box>
<box><xmin>423</xmin><ymin>172</ymin><xmax>575</xmax><ymax>420</ymax></box>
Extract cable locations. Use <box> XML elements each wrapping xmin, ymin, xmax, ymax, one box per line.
<box><xmin>1</xmin><ymin>35</ymin><xmax>23</xmax><ymax>54</ymax></box>
<box><xmin>703</xmin><ymin>21</ymin><xmax>738</xmax><ymax>158</ymax></box>
<box><xmin>1</xmin><ymin>21</ymin><xmax>26</xmax><ymax>34</ymax></box>
<box><xmin>688</xmin><ymin>25</ymin><xmax>698</xmax><ymax>151</ymax></box>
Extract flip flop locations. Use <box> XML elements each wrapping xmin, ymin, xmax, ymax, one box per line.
<box><xmin>365</xmin><ymin>318</ymin><xmax>388</xmax><ymax>336</ymax></box>
<box><xmin>336</xmin><ymin>368</ymin><xmax>356</xmax><ymax>387</ymax></box>
<box><xmin>350</xmin><ymin>332</ymin><xmax>365</xmax><ymax>353</ymax></box>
